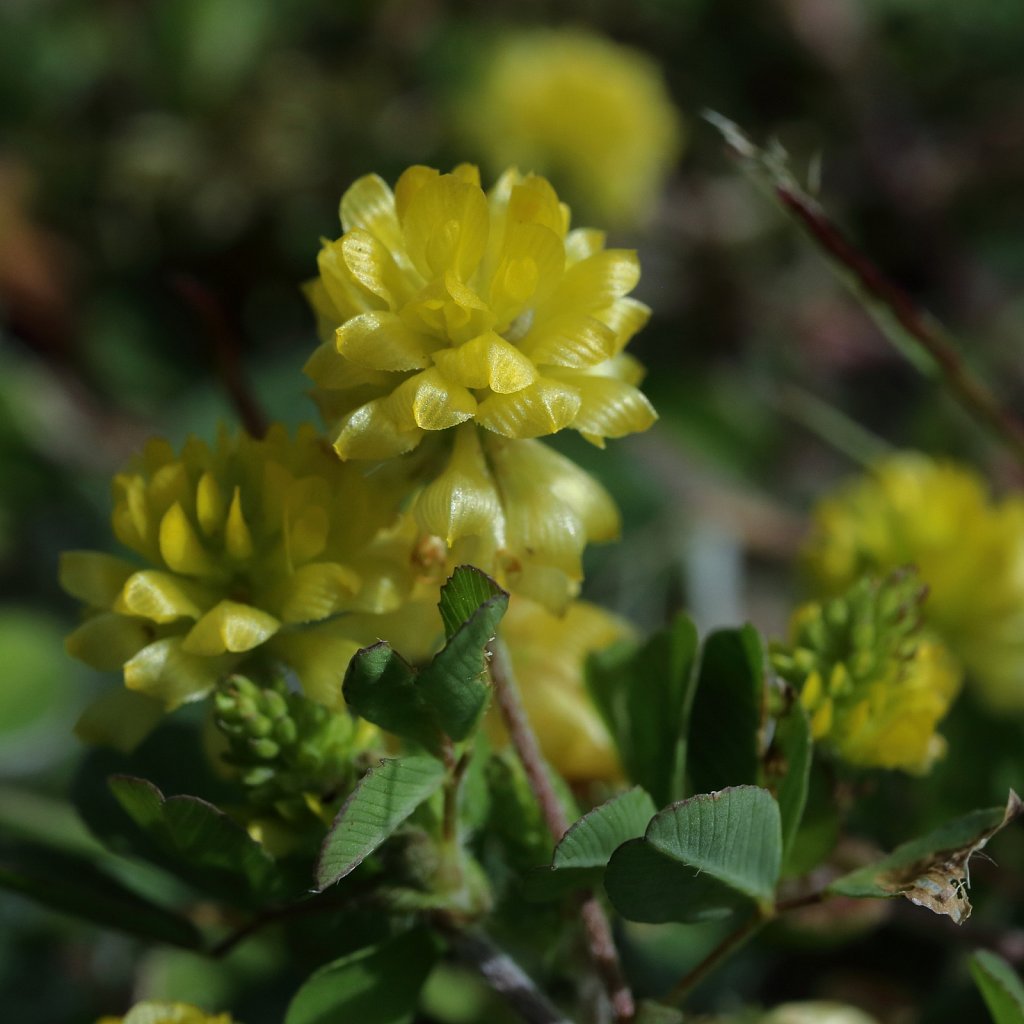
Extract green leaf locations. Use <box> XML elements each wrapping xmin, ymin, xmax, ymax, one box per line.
<box><xmin>605</xmin><ymin>786</ymin><xmax>782</xmax><ymax>924</ymax></box>
<box><xmin>344</xmin><ymin>568</ymin><xmax>508</xmax><ymax>750</ymax></box>
<box><xmin>767</xmin><ymin>701</ymin><xmax>812</xmax><ymax>865</ymax></box>
<box><xmin>438</xmin><ymin>565</ymin><xmax>506</xmax><ymax>640</ymax></box>
<box><xmin>587</xmin><ymin>614</ymin><xmax>699</xmax><ymax>808</ymax></box>
<box><xmin>417</xmin><ymin>570</ymin><xmax>507</xmax><ymax>741</ymax></box>
<box><xmin>687</xmin><ymin>626</ymin><xmax>765</xmax><ymax>794</ymax></box>
<box><xmin>0</xmin><ymin>839</ymin><xmax>200</xmax><ymax>948</ymax></box>
<box><xmin>528</xmin><ymin>787</ymin><xmax>657</xmax><ymax>898</ymax></box>
<box><xmin>286</xmin><ymin>928</ymin><xmax>441</xmax><ymax>1024</ymax></box>
<box><xmin>108</xmin><ymin>776</ymin><xmax>282</xmax><ymax>905</ymax></box>
<box><xmin>344</xmin><ymin>644</ymin><xmax>441</xmax><ymax>752</ymax></box>
<box><xmin>316</xmin><ymin>757</ymin><xmax>447</xmax><ymax>891</ymax></box>
<box><xmin>971</xmin><ymin>950</ymin><xmax>1024</xmax><ymax>1024</ymax></box>
<box><xmin>829</xmin><ymin>791</ymin><xmax>1023</xmax><ymax>924</ymax></box>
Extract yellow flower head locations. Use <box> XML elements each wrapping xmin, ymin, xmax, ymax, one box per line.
<box><xmin>459</xmin><ymin>29</ymin><xmax>683</xmax><ymax>226</ymax></box>
<box><xmin>97</xmin><ymin>1003</ymin><xmax>234</xmax><ymax>1024</ymax></box>
<box><xmin>771</xmin><ymin>571</ymin><xmax>962</xmax><ymax>774</ymax></box>
<box><xmin>304</xmin><ymin>163</ymin><xmax>657</xmax><ymax>460</ymax></box>
<box><xmin>804</xmin><ymin>453</ymin><xmax>1024</xmax><ymax>711</ymax></box>
<box><xmin>488</xmin><ymin>597</ymin><xmax>629</xmax><ymax>781</ymax></box>
<box><xmin>62</xmin><ymin>424</ymin><xmax>411</xmax><ymax>710</ymax></box>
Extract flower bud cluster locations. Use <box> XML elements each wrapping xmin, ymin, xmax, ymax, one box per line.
<box><xmin>772</xmin><ymin>570</ymin><xmax>961</xmax><ymax>773</ymax></box>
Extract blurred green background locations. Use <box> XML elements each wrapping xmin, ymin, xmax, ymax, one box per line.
<box><xmin>3</xmin><ymin>1</ymin><xmax>1024</xmax><ymax>1020</ymax></box>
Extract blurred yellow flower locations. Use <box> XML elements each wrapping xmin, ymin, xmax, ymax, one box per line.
<box><xmin>459</xmin><ymin>29</ymin><xmax>683</xmax><ymax>226</ymax></box>
<box><xmin>62</xmin><ymin>425</ymin><xmax>411</xmax><ymax>710</ymax></box>
<box><xmin>804</xmin><ymin>453</ymin><xmax>1024</xmax><ymax>711</ymax></box>
<box><xmin>760</xmin><ymin>1003</ymin><xmax>879</xmax><ymax>1024</ymax></box>
<box><xmin>488</xmin><ymin>597</ymin><xmax>629</xmax><ymax>781</ymax></box>
<box><xmin>98</xmin><ymin>1002</ymin><xmax>234</xmax><ymax>1024</ymax></box>
<box><xmin>305</xmin><ymin>163</ymin><xmax>656</xmax><ymax>460</ymax></box>
<box><xmin>772</xmin><ymin>572</ymin><xmax>961</xmax><ymax>773</ymax></box>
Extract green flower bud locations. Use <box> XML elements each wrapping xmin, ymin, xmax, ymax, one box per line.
<box><xmin>770</xmin><ymin>570</ymin><xmax>961</xmax><ymax>774</ymax></box>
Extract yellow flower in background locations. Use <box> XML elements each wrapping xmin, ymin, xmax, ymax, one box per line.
<box><xmin>62</xmin><ymin>424</ymin><xmax>412</xmax><ymax>710</ymax></box>
<box><xmin>804</xmin><ymin>453</ymin><xmax>1024</xmax><ymax>711</ymax></box>
<box><xmin>97</xmin><ymin>1002</ymin><xmax>234</xmax><ymax>1024</ymax></box>
<box><xmin>760</xmin><ymin>1003</ymin><xmax>880</xmax><ymax>1024</ymax></box>
<box><xmin>488</xmin><ymin>597</ymin><xmax>629</xmax><ymax>781</ymax></box>
<box><xmin>305</xmin><ymin>163</ymin><xmax>657</xmax><ymax>459</ymax></box>
<box><xmin>459</xmin><ymin>29</ymin><xmax>683</xmax><ymax>226</ymax></box>
<box><xmin>771</xmin><ymin>572</ymin><xmax>962</xmax><ymax>773</ymax></box>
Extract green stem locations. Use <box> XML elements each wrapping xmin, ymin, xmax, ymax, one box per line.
<box><xmin>665</xmin><ymin>910</ymin><xmax>769</xmax><ymax>1005</ymax></box>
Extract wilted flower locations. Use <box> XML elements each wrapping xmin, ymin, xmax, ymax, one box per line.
<box><xmin>62</xmin><ymin>425</ymin><xmax>411</xmax><ymax>710</ymax></box>
<box><xmin>411</xmin><ymin>426</ymin><xmax>620</xmax><ymax>610</ymax></box>
<box><xmin>459</xmin><ymin>29</ymin><xmax>683</xmax><ymax>225</ymax></box>
<box><xmin>489</xmin><ymin>597</ymin><xmax>629</xmax><ymax>781</ymax></box>
<box><xmin>97</xmin><ymin>1003</ymin><xmax>235</xmax><ymax>1024</ymax></box>
<box><xmin>804</xmin><ymin>453</ymin><xmax>1024</xmax><ymax>711</ymax></box>
<box><xmin>305</xmin><ymin>163</ymin><xmax>656</xmax><ymax>459</ymax></box>
<box><xmin>771</xmin><ymin>571</ymin><xmax>961</xmax><ymax>773</ymax></box>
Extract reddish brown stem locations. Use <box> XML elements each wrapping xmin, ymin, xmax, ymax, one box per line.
<box><xmin>172</xmin><ymin>275</ymin><xmax>269</xmax><ymax>439</ymax></box>
<box><xmin>488</xmin><ymin>635</ymin><xmax>635</xmax><ymax>1023</ymax></box>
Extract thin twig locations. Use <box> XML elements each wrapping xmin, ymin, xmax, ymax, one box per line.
<box><xmin>488</xmin><ymin>636</ymin><xmax>635</xmax><ymax>1023</ymax></box>
<box><xmin>172</xmin><ymin>275</ymin><xmax>269</xmax><ymax>438</ymax></box>
<box><xmin>440</xmin><ymin>924</ymin><xmax>573</xmax><ymax>1024</ymax></box>
<box><xmin>665</xmin><ymin>910</ymin><xmax>767</xmax><ymax>1005</ymax></box>
<box><xmin>708</xmin><ymin>112</ymin><xmax>1024</xmax><ymax>467</ymax></box>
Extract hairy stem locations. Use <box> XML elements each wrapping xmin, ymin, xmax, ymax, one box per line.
<box><xmin>488</xmin><ymin>635</ymin><xmax>635</xmax><ymax>1023</ymax></box>
<box><xmin>440</xmin><ymin>924</ymin><xmax>573</xmax><ymax>1024</ymax></box>
<box><xmin>709</xmin><ymin>112</ymin><xmax>1024</xmax><ymax>467</ymax></box>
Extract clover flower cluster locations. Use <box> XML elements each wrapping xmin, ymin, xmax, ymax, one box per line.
<box><xmin>803</xmin><ymin>453</ymin><xmax>1024</xmax><ymax>711</ymax></box>
<box><xmin>772</xmin><ymin>570</ymin><xmax>961</xmax><ymax>773</ymax></box>
<box><xmin>62</xmin><ymin>164</ymin><xmax>657</xmax><ymax>783</ymax></box>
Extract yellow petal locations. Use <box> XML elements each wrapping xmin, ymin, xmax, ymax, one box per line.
<box><xmin>286</xmin><ymin>503</ymin><xmax>329</xmax><ymax>565</ymax></box>
<box><xmin>542</xmin><ymin>249</ymin><xmax>640</xmax><ymax>314</ymax></box>
<box><xmin>159</xmin><ymin>503</ymin><xmax>218</xmax><ymax>577</ymax></box>
<box><xmin>401</xmin><ymin>172</ymin><xmax>489</xmax><ymax>281</ymax></box>
<box><xmin>401</xmin><ymin>272</ymin><xmax>495</xmax><ymax>344</ymax></box>
<box><xmin>181</xmin><ymin>600</ymin><xmax>280</xmax><ymax>656</ymax></box>
<box><xmin>66</xmin><ymin>612</ymin><xmax>155</xmax><ymax>671</ymax></box>
<box><xmin>392</xmin><ymin>367</ymin><xmax>478</xmax><ymax>431</ymax></box>
<box><xmin>507</xmin><ymin>175</ymin><xmax>566</xmax><ymax>236</ymax></box>
<box><xmin>225</xmin><ymin>487</ymin><xmax>254</xmax><ymax>561</ymax></box>
<box><xmin>559</xmin><ymin>374</ymin><xmax>658</xmax><ymax>445</ymax></box>
<box><xmin>340</xmin><ymin>173</ymin><xmax>404</xmax><ymax>253</ymax></box>
<box><xmin>565</xmin><ymin>228</ymin><xmax>606</xmax><ymax>266</ymax></box>
<box><xmin>115</xmin><ymin>570</ymin><xmax>207</xmax><ymax>623</ymax></box>
<box><xmin>317</xmin><ymin>237</ymin><xmax>378</xmax><ymax>320</ymax></box>
<box><xmin>487</xmin><ymin>222</ymin><xmax>565</xmax><ymax>326</ymax></box>
<box><xmin>268</xmin><ymin>622</ymin><xmax>367</xmax><ymax>709</ymax></box>
<box><xmin>196</xmin><ymin>472</ymin><xmax>226</xmax><ymax>536</ymax></box>
<box><xmin>333</xmin><ymin>398</ymin><xmax>425</xmax><ymax>460</ymax></box>
<box><xmin>75</xmin><ymin>687</ymin><xmax>165</xmax><ymax>753</ymax></box>
<box><xmin>600</xmin><ymin>297</ymin><xmax>652</xmax><ymax>351</ymax></box>
<box><xmin>414</xmin><ymin>425</ymin><xmax>505</xmax><ymax>546</ymax></box>
<box><xmin>518</xmin><ymin>312</ymin><xmax>617</xmax><ymax>368</ymax></box>
<box><xmin>341</xmin><ymin>228</ymin><xmax>410</xmax><ymax>308</ymax></box>
<box><xmin>303</xmin><ymin>338</ymin><xmax>395</xmax><ymax>392</ymax></box>
<box><xmin>501</xmin><ymin>561</ymin><xmax>579</xmax><ymax>615</ymax></box>
<box><xmin>476</xmin><ymin>378</ymin><xmax>580</xmax><ymax>438</ymax></box>
<box><xmin>487</xmin><ymin>435</ymin><xmax>620</xmax><ymax>545</ymax></box>
<box><xmin>394</xmin><ymin>165</ymin><xmax>440</xmax><ymax>224</ymax></box>
<box><xmin>336</xmin><ymin>311</ymin><xmax>436</xmax><ymax>371</ymax></box>
<box><xmin>272</xmin><ymin>562</ymin><xmax>362</xmax><ymax>623</ymax></box>
<box><xmin>431</xmin><ymin>331</ymin><xmax>538</xmax><ymax>393</ymax></box>
<box><xmin>59</xmin><ymin>551</ymin><xmax>136</xmax><ymax>607</ymax></box>
<box><xmin>112</xmin><ymin>474</ymin><xmax>152</xmax><ymax>555</ymax></box>
<box><xmin>125</xmin><ymin>637</ymin><xmax>233</xmax><ymax>708</ymax></box>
